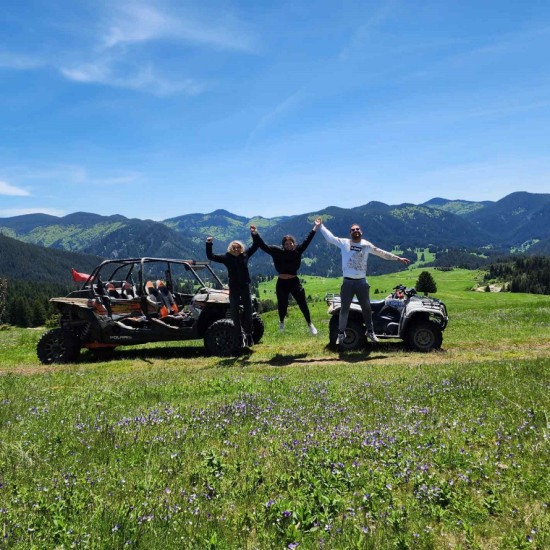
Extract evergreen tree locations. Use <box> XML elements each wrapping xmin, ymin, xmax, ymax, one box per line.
<box><xmin>31</xmin><ymin>298</ymin><xmax>48</xmax><ymax>327</ymax></box>
<box><xmin>416</xmin><ymin>271</ymin><xmax>437</xmax><ymax>295</ymax></box>
<box><xmin>11</xmin><ymin>298</ymin><xmax>33</xmax><ymax>327</ymax></box>
<box><xmin>0</xmin><ymin>278</ymin><xmax>7</xmax><ymax>324</ymax></box>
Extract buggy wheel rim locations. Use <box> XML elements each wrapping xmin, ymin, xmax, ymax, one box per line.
<box><xmin>45</xmin><ymin>337</ymin><xmax>65</xmax><ymax>362</ymax></box>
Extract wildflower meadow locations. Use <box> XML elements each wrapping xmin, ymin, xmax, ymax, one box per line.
<box><xmin>1</xmin><ymin>268</ymin><xmax>549</xmax><ymax>549</ymax></box>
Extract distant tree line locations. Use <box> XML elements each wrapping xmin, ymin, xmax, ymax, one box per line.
<box><xmin>0</xmin><ymin>279</ymin><xmax>75</xmax><ymax>327</ymax></box>
<box><xmin>485</xmin><ymin>256</ymin><xmax>550</xmax><ymax>295</ymax></box>
<box><xmin>426</xmin><ymin>248</ymin><xmax>500</xmax><ymax>270</ymax></box>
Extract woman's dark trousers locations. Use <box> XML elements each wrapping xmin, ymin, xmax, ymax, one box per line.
<box><xmin>276</xmin><ymin>277</ymin><xmax>312</xmax><ymax>324</ymax></box>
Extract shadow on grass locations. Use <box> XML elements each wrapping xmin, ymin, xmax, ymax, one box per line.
<box><xmin>323</xmin><ymin>340</ymin><xmax>409</xmax><ymax>363</ymax></box>
<box><xmin>214</xmin><ymin>348</ymin><xmax>256</xmax><ymax>368</ymax></box>
<box><xmin>326</xmin><ymin>341</ymin><xmax>447</xmax><ymax>361</ymax></box>
<box><xmin>267</xmin><ymin>353</ymin><xmax>309</xmax><ymax>366</ymax></box>
<box><xmin>82</xmin><ymin>345</ymin><xmax>205</xmax><ymax>363</ymax></box>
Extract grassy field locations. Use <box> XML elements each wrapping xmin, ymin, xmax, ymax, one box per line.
<box><xmin>1</xmin><ymin>268</ymin><xmax>549</xmax><ymax>549</ymax></box>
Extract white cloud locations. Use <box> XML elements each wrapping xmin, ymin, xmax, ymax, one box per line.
<box><xmin>102</xmin><ymin>1</ymin><xmax>258</xmax><ymax>53</ymax></box>
<box><xmin>2</xmin><ymin>1</ymin><xmax>256</xmax><ymax>95</ymax></box>
<box><xmin>0</xmin><ymin>208</ymin><xmax>65</xmax><ymax>217</ymax></box>
<box><xmin>61</xmin><ymin>59</ymin><xmax>204</xmax><ymax>96</ymax></box>
<box><xmin>0</xmin><ymin>181</ymin><xmax>30</xmax><ymax>196</ymax></box>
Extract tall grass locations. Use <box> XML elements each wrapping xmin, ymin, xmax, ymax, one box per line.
<box><xmin>1</xmin><ymin>268</ymin><xmax>549</xmax><ymax>548</ymax></box>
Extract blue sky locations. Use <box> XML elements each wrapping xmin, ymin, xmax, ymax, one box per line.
<box><xmin>1</xmin><ymin>0</ymin><xmax>550</xmax><ymax>220</ymax></box>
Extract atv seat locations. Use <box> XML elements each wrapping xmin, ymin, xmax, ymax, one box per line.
<box><xmin>370</xmin><ymin>299</ymin><xmax>386</xmax><ymax>314</ymax></box>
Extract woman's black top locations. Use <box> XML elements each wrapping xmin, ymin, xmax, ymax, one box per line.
<box><xmin>206</xmin><ymin>240</ymin><xmax>259</xmax><ymax>287</ymax></box>
<box><xmin>255</xmin><ymin>230</ymin><xmax>315</xmax><ymax>275</ymax></box>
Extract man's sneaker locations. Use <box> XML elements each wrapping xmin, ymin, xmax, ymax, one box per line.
<box><xmin>366</xmin><ymin>330</ymin><xmax>379</xmax><ymax>343</ymax></box>
<box><xmin>336</xmin><ymin>331</ymin><xmax>345</xmax><ymax>345</ymax></box>
<box><xmin>309</xmin><ymin>323</ymin><xmax>318</xmax><ymax>335</ymax></box>
<box><xmin>279</xmin><ymin>322</ymin><xmax>285</xmax><ymax>333</ymax></box>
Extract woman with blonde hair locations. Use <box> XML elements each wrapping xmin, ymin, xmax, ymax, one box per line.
<box><xmin>206</xmin><ymin>226</ymin><xmax>260</xmax><ymax>348</ymax></box>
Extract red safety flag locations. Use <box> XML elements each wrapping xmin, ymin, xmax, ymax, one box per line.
<box><xmin>72</xmin><ymin>268</ymin><xmax>92</xmax><ymax>282</ymax></box>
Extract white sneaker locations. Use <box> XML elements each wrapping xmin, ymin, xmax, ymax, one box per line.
<box><xmin>241</xmin><ymin>333</ymin><xmax>247</xmax><ymax>348</ymax></box>
<box><xmin>309</xmin><ymin>323</ymin><xmax>318</xmax><ymax>335</ymax></box>
<box><xmin>366</xmin><ymin>330</ymin><xmax>379</xmax><ymax>343</ymax></box>
<box><xmin>279</xmin><ymin>322</ymin><xmax>285</xmax><ymax>333</ymax></box>
<box><xmin>336</xmin><ymin>331</ymin><xmax>345</xmax><ymax>345</ymax></box>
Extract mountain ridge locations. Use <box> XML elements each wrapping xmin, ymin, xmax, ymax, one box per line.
<box><xmin>1</xmin><ymin>192</ymin><xmax>549</xmax><ymax>282</ymax></box>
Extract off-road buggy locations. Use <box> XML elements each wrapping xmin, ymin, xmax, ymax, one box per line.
<box><xmin>325</xmin><ymin>284</ymin><xmax>448</xmax><ymax>352</ymax></box>
<box><xmin>37</xmin><ymin>258</ymin><xmax>264</xmax><ymax>364</ymax></box>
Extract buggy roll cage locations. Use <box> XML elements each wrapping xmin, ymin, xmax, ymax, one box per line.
<box><xmin>80</xmin><ymin>258</ymin><xmax>226</xmax><ymax>295</ymax></box>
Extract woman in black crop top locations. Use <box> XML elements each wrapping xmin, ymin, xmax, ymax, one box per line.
<box><xmin>255</xmin><ymin>219</ymin><xmax>320</xmax><ymax>334</ymax></box>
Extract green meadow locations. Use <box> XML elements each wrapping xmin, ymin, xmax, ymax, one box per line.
<box><xmin>1</xmin><ymin>268</ymin><xmax>549</xmax><ymax>549</ymax></box>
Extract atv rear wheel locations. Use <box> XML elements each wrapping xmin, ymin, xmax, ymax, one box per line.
<box><xmin>329</xmin><ymin>315</ymin><xmax>365</xmax><ymax>351</ymax></box>
<box><xmin>204</xmin><ymin>319</ymin><xmax>240</xmax><ymax>357</ymax></box>
<box><xmin>405</xmin><ymin>320</ymin><xmax>442</xmax><ymax>352</ymax></box>
<box><xmin>251</xmin><ymin>313</ymin><xmax>265</xmax><ymax>344</ymax></box>
<box><xmin>37</xmin><ymin>328</ymin><xmax>82</xmax><ymax>365</ymax></box>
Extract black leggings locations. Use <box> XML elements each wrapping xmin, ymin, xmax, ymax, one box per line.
<box><xmin>276</xmin><ymin>277</ymin><xmax>311</xmax><ymax>324</ymax></box>
<box><xmin>229</xmin><ymin>284</ymin><xmax>253</xmax><ymax>336</ymax></box>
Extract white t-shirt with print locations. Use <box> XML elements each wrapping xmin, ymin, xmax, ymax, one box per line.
<box><xmin>320</xmin><ymin>224</ymin><xmax>399</xmax><ymax>279</ymax></box>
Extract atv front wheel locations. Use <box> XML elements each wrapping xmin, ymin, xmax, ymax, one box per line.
<box><xmin>251</xmin><ymin>313</ymin><xmax>265</xmax><ymax>344</ymax></box>
<box><xmin>329</xmin><ymin>315</ymin><xmax>365</xmax><ymax>351</ymax></box>
<box><xmin>204</xmin><ymin>319</ymin><xmax>240</xmax><ymax>357</ymax></box>
<box><xmin>405</xmin><ymin>320</ymin><xmax>442</xmax><ymax>352</ymax></box>
<box><xmin>37</xmin><ymin>328</ymin><xmax>82</xmax><ymax>365</ymax></box>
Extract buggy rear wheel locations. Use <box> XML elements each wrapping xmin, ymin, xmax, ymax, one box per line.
<box><xmin>37</xmin><ymin>328</ymin><xmax>81</xmax><ymax>365</ymax></box>
<box><xmin>405</xmin><ymin>320</ymin><xmax>442</xmax><ymax>352</ymax></box>
<box><xmin>204</xmin><ymin>319</ymin><xmax>240</xmax><ymax>357</ymax></box>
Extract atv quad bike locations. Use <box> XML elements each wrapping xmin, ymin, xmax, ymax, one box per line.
<box><xmin>37</xmin><ymin>258</ymin><xmax>264</xmax><ymax>364</ymax></box>
<box><xmin>325</xmin><ymin>284</ymin><xmax>448</xmax><ymax>352</ymax></box>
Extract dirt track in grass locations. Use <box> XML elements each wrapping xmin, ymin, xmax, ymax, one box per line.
<box><xmin>4</xmin><ymin>340</ymin><xmax>550</xmax><ymax>376</ymax></box>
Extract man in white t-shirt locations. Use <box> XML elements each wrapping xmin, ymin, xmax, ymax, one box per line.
<box><xmin>316</xmin><ymin>218</ymin><xmax>410</xmax><ymax>345</ymax></box>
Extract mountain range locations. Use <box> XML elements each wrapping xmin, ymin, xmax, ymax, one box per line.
<box><xmin>1</xmin><ymin>191</ymin><xmax>549</xmax><ymax>282</ymax></box>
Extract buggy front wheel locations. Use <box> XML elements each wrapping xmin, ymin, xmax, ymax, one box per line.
<box><xmin>204</xmin><ymin>319</ymin><xmax>240</xmax><ymax>357</ymax></box>
<box><xmin>37</xmin><ymin>328</ymin><xmax>81</xmax><ymax>365</ymax></box>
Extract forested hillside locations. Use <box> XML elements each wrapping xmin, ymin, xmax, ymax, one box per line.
<box><xmin>0</xmin><ymin>212</ymin><xmax>201</xmax><ymax>259</ymax></box>
<box><xmin>0</xmin><ymin>279</ymin><xmax>74</xmax><ymax>327</ymax></box>
<box><xmin>465</xmin><ymin>192</ymin><xmax>550</xmax><ymax>242</ymax></box>
<box><xmin>485</xmin><ymin>256</ymin><xmax>550</xmax><ymax>295</ymax></box>
<box><xmin>422</xmin><ymin>197</ymin><xmax>491</xmax><ymax>215</ymax></box>
<box><xmin>164</xmin><ymin>209</ymin><xmax>288</xmax><ymax>245</ymax></box>
<box><xmin>0</xmin><ymin>233</ymin><xmax>102</xmax><ymax>283</ymax></box>
<box><xmin>0</xmin><ymin>234</ymin><xmax>99</xmax><ymax>326</ymax></box>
